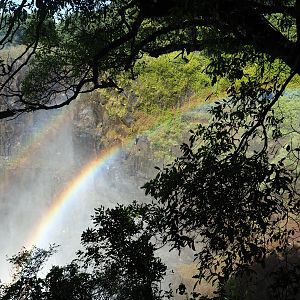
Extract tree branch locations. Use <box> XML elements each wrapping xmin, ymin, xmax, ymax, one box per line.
<box><xmin>236</xmin><ymin>70</ymin><xmax>297</xmax><ymax>154</ymax></box>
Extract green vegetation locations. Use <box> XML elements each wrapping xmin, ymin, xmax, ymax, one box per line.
<box><xmin>132</xmin><ymin>53</ymin><xmax>211</xmax><ymax>111</ymax></box>
<box><xmin>99</xmin><ymin>52</ymin><xmax>214</xmax><ymax>114</ymax></box>
<box><xmin>94</xmin><ymin>52</ymin><xmax>300</xmax><ymax>164</ymax></box>
<box><xmin>93</xmin><ymin>52</ymin><xmax>218</xmax><ymax>158</ymax></box>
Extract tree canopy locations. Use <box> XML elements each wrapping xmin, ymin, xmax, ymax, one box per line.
<box><xmin>0</xmin><ymin>0</ymin><xmax>299</xmax><ymax>118</ymax></box>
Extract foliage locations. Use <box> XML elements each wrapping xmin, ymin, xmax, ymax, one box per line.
<box><xmin>98</xmin><ymin>52</ymin><xmax>212</xmax><ymax>117</ymax></box>
<box><xmin>0</xmin><ymin>246</ymin><xmax>57</xmax><ymax>300</ymax></box>
<box><xmin>0</xmin><ymin>0</ymin><xmax>299</xmax><ymax>118</ymax></box>
<box><xmin>78</xmin><ymin>203</ymin><xmax>167</xmax><ymax>300</ymax></box>
<box><xmin>0</xmin><ymin>204</ymin><xmax>168</xmax><ymax>300</ymax></box>
<box><xmin>142</xmin><ymin>61</ymin><xmax>300</xmax><ymax>298</ymax></box>
<box><xmin>131</xmin><ymin>53</ymin><xmax>211</xmax><ymax>112</ymax></box>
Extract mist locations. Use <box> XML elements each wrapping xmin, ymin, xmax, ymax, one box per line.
<box><xmin>0</xmin><ymin>101</ymin><xmax>149</xmax><ymax>281</ymax></box>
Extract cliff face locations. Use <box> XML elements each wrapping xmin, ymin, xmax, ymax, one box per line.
<box><xmin>71</xmin><ymin>92</ymin><xmax>159</xmax><ymax>179</ymax></box>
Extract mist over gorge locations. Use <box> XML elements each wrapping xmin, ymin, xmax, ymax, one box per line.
<box><xmin>0</xmin><ymin>97</ymin><xmax>158</xmax><ymax>280</ymax></box>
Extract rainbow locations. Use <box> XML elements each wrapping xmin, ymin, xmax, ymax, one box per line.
<box><xmin>0</xmin><ymin>107</ymin><xmax>73</xmax><ymax>192</ymax></box>
<box><xmin>25</xmin><ymin>144</ymin><xmax>121</xmax><ymax>248</ymax></box>
<box><xmin>23</xmin><ymin>98</ymin><xmax>210</xmax><ymax>249</ymax></box>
